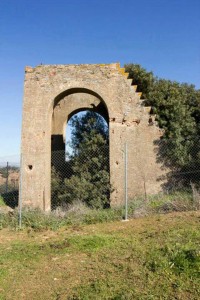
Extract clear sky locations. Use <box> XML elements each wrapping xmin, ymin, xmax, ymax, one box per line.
<box><xmin>0</xmin><ymin>0</ymin><xmax>199</xmax><ymax>161</ymax></box>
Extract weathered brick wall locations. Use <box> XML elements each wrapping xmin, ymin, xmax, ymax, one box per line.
<box><xmin>21</xmin><ymin>63</ymin><xmax>165</xmax><ymax>210</ymax></box>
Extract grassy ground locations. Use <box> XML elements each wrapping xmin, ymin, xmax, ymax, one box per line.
<box><xmin>0</xmin><ymin>211</ymin><xmax>199</xmax><ymax>300</ymax></box>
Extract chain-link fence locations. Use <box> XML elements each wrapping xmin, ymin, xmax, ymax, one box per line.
<box><xmin>159</xmin><ymin>139</ymin><xmax>199</xmax><ymax>194</ymax></box>
<box><xmin>0</xmin><ymin>158</ymin><xmax>20</xmax><ymax>210</ymax></box>
<box><xmin>51</xmin><ymin>140</ymin><xmax>200</xmax><ymax>212</ymax></box>
<box><xmin>0</xmin><ymin>140</ymin><xmax>200</xmax><ymax>225</ymax></box>
<box><xmin>125</xmin><ymin>139</ymin><xmax>200</xmax><ymax>217</ymax></box>
<box><xmin>51</xmin><ymin>144</ymin><xmax>110</xmax><ymax>210</ymax></box>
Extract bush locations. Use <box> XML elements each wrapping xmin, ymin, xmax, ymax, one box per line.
<box><xmin>0</xmin><ymin>196</ymin><xmax>6</xmax><ymax>206</ymax></box>
<box><xmin>147</xmin><ymin>192</ymin><xmax>197</xmax><ymax>213</ymax></box>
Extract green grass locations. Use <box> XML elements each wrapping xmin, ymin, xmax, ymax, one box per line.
<box><xmin>0</xmin><ymin>196</ymin><xmax>6</xmax><ymax>206</ymax></box>
<box><xmin>0</xmin><ymin>211</ymin><xmax>199</xmax><ymax>299</ymax></box>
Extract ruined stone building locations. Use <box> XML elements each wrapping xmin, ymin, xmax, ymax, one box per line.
<box><xmin>21</xmin><ymin>63</ymin><xmax>165</xmax><ymax>211</ymax></box>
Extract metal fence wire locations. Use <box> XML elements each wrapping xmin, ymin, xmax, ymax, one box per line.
<box><xmin>51</xmin><ymin>145</ymin><xmax>110</xmax><ymax>210</ymax></box>
<box><xmin>0</xmin><ymin>161</ymin><xmax>20</xmax><ymax>210</ymax></box>
<box><xmin>0</xmin><ymin>140</ymin><xmax>200</xmax><ymax>220</ymax></box>
<box><xmin>153</xmin><ymin>139</ymin><xmax>200</xmax><ymax>193</ymax></box>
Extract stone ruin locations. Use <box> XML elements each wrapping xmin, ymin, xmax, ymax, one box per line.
<box><xmin>21</xmin><ymin>63</ymin><xmax>165</xmax><ymax>211</ymax></box>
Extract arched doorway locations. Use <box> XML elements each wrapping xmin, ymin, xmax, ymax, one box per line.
<box><xmin>51</xmin><ymin>89</ymin><xmax>110</xmax><ymax>209</ymax></box>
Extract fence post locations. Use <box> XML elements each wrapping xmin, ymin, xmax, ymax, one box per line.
<box><xmin>124</xmin><ymin>142</ymin><xmax>128</xmax><ymax>220</ymax></box>
<box><xmin>18</xmin><ymin>153</ymin><xmax>23</xmax><ymax>228</ymax></box>
<box><xmin>5</xmin><ymin>162</ymin><xmax>9</xmax><ymax>193</ymax></box>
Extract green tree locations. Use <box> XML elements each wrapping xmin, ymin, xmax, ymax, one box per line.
<box><xmin>51</xmin><ymin>166</ymin><xmax>63</xmax><ymax>207</ymax></box>
<box><xmin>125</xmin><ymin>63</ymin><xmax>200</xmax><ymax>170</ymax></box>
<box><xmin>124</xmin><ymin>63</ymin><xmax>154</xmax><ymax>99</ymax></box>
<box><xmin>149</xmin><ymin>80</ymin><xmax>198</xmax><ymax>168</ymax></box>
<box><xmin>69</xmin><ymin>111</ymin><xmax>109</xmax><ymax>151</ymax></box>
<box><xmin>52</xmin><ymin>111</ymin><xmax>111</xmax><ymax>209</ymax></box>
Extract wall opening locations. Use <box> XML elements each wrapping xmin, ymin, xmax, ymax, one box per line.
<box><xmin>51</xmin><ymin>92</ymin><xmax>110</xmax><ymax>210</ymax></box>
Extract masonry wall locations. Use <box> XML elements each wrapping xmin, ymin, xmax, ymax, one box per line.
<box><xmin>21</xmin><ymin>63</ymin><xmax>165</xmax><ymax>210</ymax></box>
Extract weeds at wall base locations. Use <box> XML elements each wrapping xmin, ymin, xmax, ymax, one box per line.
<box><xmin>0</xmin><ymin>191</ymin><xmax>200</xmax><ymax>231</ymax></box>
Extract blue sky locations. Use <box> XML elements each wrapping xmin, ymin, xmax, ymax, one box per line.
<box><xmin>0</xmin><ymin>0</ymin><xmax>199</xmax><ymax>161</ymax></box>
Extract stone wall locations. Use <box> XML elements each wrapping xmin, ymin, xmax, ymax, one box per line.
<box><xmin>21</xmin><ymin>63</ymin><xmax>165</xmax><ymax>210</ymax></box>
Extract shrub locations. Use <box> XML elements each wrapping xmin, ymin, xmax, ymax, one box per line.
<box><xmin>0</xmin><ymin>196</ymin><xmax>6</xmax><ymax>206</ymax></box>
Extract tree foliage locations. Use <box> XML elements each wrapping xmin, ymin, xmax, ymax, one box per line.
<box><xmin>52</xmin><ymin>111</ymin><xmax>111</xmax><ymax>209</ymax></box>
<box><xmin>69</xmin><ymin>111</ymin><xmax>109</xmax><ymax>151</ymax></box>
<box><xmin>125</xmin><ymin>63</ymin><xmax>154</xmax><ymax>99</ymax></box>
<box><xmin>125</xmin><ymin>63</ymin><xmax>200</xmax><ymax>170</ymax></box>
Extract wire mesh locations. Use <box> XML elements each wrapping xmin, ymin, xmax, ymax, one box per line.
<box><xmin>0</xmin><ymin>160</ymin><xmax>20</xmax><ymax>210</ymax></box>
<box><xmin>126</xmin><ymin>139</ymin><xmax>200</xmax><ymax>213</ymax></box>
<box><xmin>160</xmin><ymin>139</ymin><xmax>199</xmax><ymax>191</ymax></box>
<box><xmin>0</xmin><ymin>139</ymin><xmax>200</xmax><ymax>219</ymax></box>
<box><xmin>51</xmin><ymin>144</ymin><xmax>110</xmax><ymax>210</ymax></box>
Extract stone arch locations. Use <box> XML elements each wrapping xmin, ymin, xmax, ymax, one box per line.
<box><xmin>21</xmin><ymin>63</ymin><xmax>166</xmax><ymax>211</ymax></box>
<box><xmin>51</xmin><ymin>88</ymin><xmax>109</xmax><ymax>153</ymax></box>
<box><xmin>51</xmin><ymin>89</ymin><xmax>110</xmax><ymax>209</ymax></box>
<box><xmin>53</xmin><ymin>87</ymin><xmax>106</xmax><ymax>108</ymax></box>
